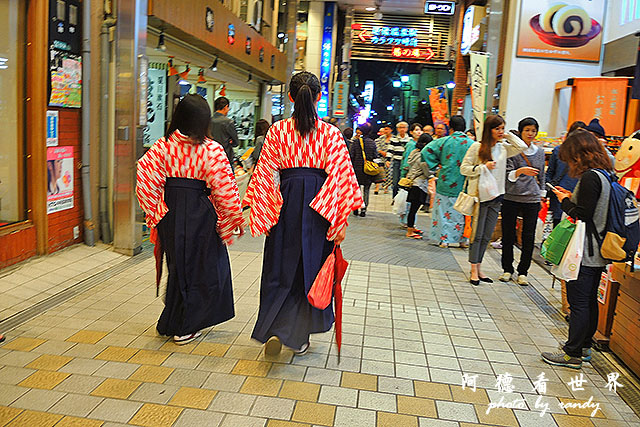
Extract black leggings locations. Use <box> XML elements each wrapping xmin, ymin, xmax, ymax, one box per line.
<box><xmin>407</xmin><ymin>201</ymin><xmax>420</xmax><ymax>228</ymax></box>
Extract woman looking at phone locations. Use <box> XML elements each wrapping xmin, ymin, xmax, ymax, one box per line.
<box><xmin>499</xmin><ymin>117</ymin><xmax>545</xmax><ymax>286</ymax></box>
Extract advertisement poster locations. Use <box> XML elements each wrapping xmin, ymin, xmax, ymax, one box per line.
<box><xmin>516</xmin><ymin>0</ymin><xmax>605</xmax><ymax>62</ymax></box>
<box><xmin>572</xmin><ymin>77</ymin><xmax>629</xmax><ymax>136</ymax></box>
<box><xmin>46</xmin><ymin>111</ymin><xmax>59</xmax><ymax>147</ymax></box>
<box><xmin>228</xmin><ymin>100</ymin><xmax>256</xmax><ymax>141</ymax></box>
<box><xmin>428</xmin><ymin>87</ymin><xmax>450</xmax><ymax>128</ymax></box>
<box><xmin>143</xmin><ymin>68</ymin><xmax>167</xmax><ymax>147</ymax></box>
<box><xmin>49</xmin><ymin>50</ymin><xmax>82</xmax><ymax>108</ymax></box>
<box><xmin>47</xmin><ymin>146</ymin><xmax>74</xmax><ymax>214</ymax></box>
<box><xmin>470</xmin><ymin>51</ymin><xmax>490</xmax><ymax>138</ymax></box>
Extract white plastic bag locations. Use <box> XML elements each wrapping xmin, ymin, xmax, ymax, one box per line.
<box><xmin>392</xmin><ymin>189</ymin><xmax>408</xmax><ymax>215</ymax></box>
<box><xmin>552</xmin><ymin>220</ymin><xmax>585</xmax><ymax>281</ymax></box>
<box><xmin>478</xmin><ymin>166</ymin><xmax>500</xmax><ymax>202</ymax></box>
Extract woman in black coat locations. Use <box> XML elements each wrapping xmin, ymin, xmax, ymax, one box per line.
<box><xmin>349</xmin><ymin>123</ymin><xmax>378</xmax><ymax>217</ymax></box>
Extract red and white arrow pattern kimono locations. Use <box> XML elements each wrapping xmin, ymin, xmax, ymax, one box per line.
<box><xmin>136</xmin><ymin>130</ymin><xmax>243</xmax><ymax>245</ymax></box>
<box><xmin>243</xmin><ymin>119</ymin><xmax>363</xmax><ymax>240</ymax></box>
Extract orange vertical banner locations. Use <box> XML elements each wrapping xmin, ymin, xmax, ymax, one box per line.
<box><xmin>572</xmin><ymin>77</ymin><xmax>629</xmax><ymax>136</ymax></box>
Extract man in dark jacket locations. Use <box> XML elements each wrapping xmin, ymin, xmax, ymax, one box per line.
<box><xmin>210</xmin><ymin>97</ymin><xmax>240</xmax><ymax>166</ymax></box>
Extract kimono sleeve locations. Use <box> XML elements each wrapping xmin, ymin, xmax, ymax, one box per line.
<box><xmin>310</xmin><ymin>130</ymin><xmax>364</xmax><ymax>241</ymax></box>
<box><xmin>243</xmin><ymin>126</ymin><xmax>282</xmax><ymax>237</ymax></box>
<box><xmin>206</xmin><ymin>143</ymin><xmax>244</xmax><ymax>245</ymax></box>
<box><xmin>136</xmin><ymin>138</ymin><xmax>168</xmax><ymax>228</ymax></box>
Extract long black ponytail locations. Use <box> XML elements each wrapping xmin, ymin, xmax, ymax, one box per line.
<box><xmin>289</xmin><ymin>71</ymin><xmax>321</xmax><ymax>138</ymax></box>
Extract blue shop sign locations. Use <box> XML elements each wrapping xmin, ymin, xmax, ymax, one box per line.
<box><xmin>318</xmin><ymin>2</ymin><xmax>334</xmax><ymax>118</ymax></box>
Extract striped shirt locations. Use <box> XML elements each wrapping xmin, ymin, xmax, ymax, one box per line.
<box><xmin>387</xmin><ymin>134</ymin><xmax>412</xmax><ymax>161</ymax></box>
<box><xmin>136</xmin><ymin>130</ymin><xmax>243</xmax><ymax>245</ymax></box>
<box><xmin>243</xmin><ymin>118</ymin><xmax>364</xmax><ymax>241</ymax></box>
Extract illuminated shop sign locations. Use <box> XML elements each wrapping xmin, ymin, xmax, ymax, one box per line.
<box><xmin>318</xmin><ymin>2</ymin><xmax>334</xmax><ymax>117</ymax></box>
<box><xmin>424</xmin><ymin>1</ymin><xmax>455</xmax><ymax>16</ymax></box>
<box><xmin>371</xmin><ymin>26</ymin><xmax>419</xmax><ymax>46</ymax></box>
<box><xmin>351</xmin><ymin>12</ymin><xmax>452</xmax><ymax>63</ymax></box>
<box><xmin>392</xmin><ymin>47</ymin><xmax>434</xmax><ymax>60</ymax></box>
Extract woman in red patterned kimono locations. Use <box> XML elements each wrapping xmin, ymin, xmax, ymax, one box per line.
<box><xmin>244</xmin><ymin>72</ymin><xmax>363</xmax><ymax>355</ymax></box>
<box><xmin>137</xmin><ymin>94</ymin><xmax>243</xmax><ymax>345</ymax></box>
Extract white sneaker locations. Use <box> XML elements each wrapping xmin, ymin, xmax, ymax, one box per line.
<box><xmin>517</xmin><ymin>275</ymin><xmax>529</xmax><ymax>286</ymax></box>
<box><xmin>499</xmin><ymin>272</ymin><xmax>512</xmax><ymax>282</ymax></box>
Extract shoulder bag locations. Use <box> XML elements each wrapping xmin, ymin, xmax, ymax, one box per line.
<box><xmin>361</xmin><ymin>138</ymin><xmax>383</xmax><ymax>176</ymax></box>
<box><xmin>453</xmin><ymin>177</ymin><xmax>478</xmax><ymax>216</ymax></box>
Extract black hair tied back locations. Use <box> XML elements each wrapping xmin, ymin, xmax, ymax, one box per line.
<box><xmin>290</xmin><ymin>71</ymin><xmax>321</xmax><ymax>138</ymax></box>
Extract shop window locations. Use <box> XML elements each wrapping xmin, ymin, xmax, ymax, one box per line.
<box><xmin>0</xmin><ymin>0</ymin><xmax>26</xmax><ymax>227</ymax></box>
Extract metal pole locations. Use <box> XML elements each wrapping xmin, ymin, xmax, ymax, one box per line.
<box><xmin>81</xmin><ymin>0</ymin><xmax>95</xmax><ymax>246</ymax></box>
<box><xmin>282</xmin><ymin>0</ymin><xmax>298</xmax><ymax>117</ymax></box>
<box><xmin>485</xmin><ymin>0</ymin><xmax>504</xmax><ymax>115</ymax></box>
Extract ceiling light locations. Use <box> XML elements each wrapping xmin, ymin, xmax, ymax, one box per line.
<box><xmin>400</xmin><ymin>75</ymin><xmax>409</xmax><ymax>82</ymax></box>
<box><xmin>210</xmin><ymin>57</ymin><xmax>218</xmax><ymax>72</ymax></box>
<box><xmin>365</xmin><ymin>7</ymin><xmax>376</xmax><ymax>11</ymax></box>
<box><xmin>446</xmin><ymin>81</ymin><xmax>456</xmax><ymax>89</ymax></box>
<box><xmin>392</xmin><ymin>80</ymin><xmax>401</xmax><ymax>88</ymax></box>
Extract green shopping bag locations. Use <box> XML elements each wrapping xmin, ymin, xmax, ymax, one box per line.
<box><xmin>541</xmin><ymin>219</ymin><xmax>576</xmax><ymax>265</ymax></box>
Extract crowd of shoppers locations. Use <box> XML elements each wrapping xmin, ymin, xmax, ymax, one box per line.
<box><xmin>136</xmin><ymin>68</ymin><xmax>623</xmax><ymax>370</ymax></box>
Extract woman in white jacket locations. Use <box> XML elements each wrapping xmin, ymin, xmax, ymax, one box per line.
<box><xmin>460</xmin><ymin>115</ymin><xmax>527</xmax><ymax>286</ymax></box>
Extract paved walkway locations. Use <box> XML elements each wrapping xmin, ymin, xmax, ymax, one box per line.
<box><xmin>0</xmin><ymin>192</ymin><xmax>638</xmax><ymax>427</ymax></box>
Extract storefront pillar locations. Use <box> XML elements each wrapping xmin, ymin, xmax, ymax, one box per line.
<box><xmin>485</xmin><ymin>0</ymin><xmax>505</xmax><ymax>113</ymax></box>
<box><xmin>26</xmin><ymin>0</ymin><xmax>49</xmax><ymax>255</ymax></box>
<box><xmin>112</xmin><ymin>0</ymin><xmax>147</xmax><ymax>256</ymax></box>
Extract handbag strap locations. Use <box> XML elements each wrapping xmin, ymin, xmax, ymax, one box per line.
<box><xmin>360</xmin><ymin>137</ymin><xmax>367</xmax><ymax>162</ymax></box>
<box><xmin>520</xmin><ymin>152</ymin><xmax>541</xmax><ymax>186</ymax></box>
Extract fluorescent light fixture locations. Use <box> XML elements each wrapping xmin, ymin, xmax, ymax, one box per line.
<box><xmin>365</xmin><ymin>6</ymin><xmax>376</xmax><ymax>11</ymax></box>
<box><xmin>392</xmin><ymin>81</ymin><xmax>401</xmax><ymax>88</ymax></box>
<box><xmin>400</xmin><ymin>75</ymin><xmax>409</xmax><ymax>83</ymax></box>
<box><xmin>387</xmin><ymin>105</ymin><xmax>393</xmax><ymax>110</ymax></box>
<box><xmin>178</xmin><ymin>79</ymin><xmax>190</xmax><ymax>85</ymax></box>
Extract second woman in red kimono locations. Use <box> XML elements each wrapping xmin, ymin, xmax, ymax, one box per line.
<box><xmin>244</xmin><ymin>72</ymin><xmax>363</xmax><ymax>355</ymax></box>
<box><xmin>137</xmin><ymin>94</ymin><xmax>243</xmax><ymax>345</ymax></box>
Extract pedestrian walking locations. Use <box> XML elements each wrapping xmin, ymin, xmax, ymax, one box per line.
<box><xmin>422</xmin><ymin>115</ymin><xmax>474</xmax><ymax>248</ymax></box>
<box><xmin>401</xmin><ymin>123</ymin><xmax>424</xmax><ymax>178</ymax></box>
<box><xmin>210</xmin><ymin>96</ymin><xmax>240</xmax><ymax>166</ymax></box>
<box><xmin>350</xmin><ymin>123</ymin><xmax>378</xmax><ymax>217</ymax></box>
<box><xmin>542</xmin><ymin>129</ymin><xmax>613</xmax><ymax>369</ymax></box>
<box><xmin>405</xmin><ymin>133</ymin><xmax>432</xmax><ymax>239</ymax></box>
<box><xmin>460</xmin><ymin>115</ymin><xmax>527</xmax><ymax>286</ymax></box>
<box><xmin>388</xmin><ymin>121</ymin><xmax>411</xmax><ymax>198</ymax></box>
<box><xmin>546</xmin><ymin>121</ymin><xmax>582</xmax><ymax>227</ymax></box>
<box><xmin>374</xmin><ymin>124</ymin><xmax>393</xmax><ymax>194</ymax></box>
<box><xmin>243</xmin><ymin>71</ymin><xmax>363</xmax><ymax>356</ymax></box>
<box><xmin>499</xmin><ymin>117</ymin><xmax>546</xmax><ymax>286</ymax></box>
<box><xmin>250</xmin><ymin>119</ymin><xmax>270</xmax><ymax>170</ymax></box>
<box><xmin>136</xmin><ymin>94</ymin><xmax>244</xmax><ymax>345</ymax></box>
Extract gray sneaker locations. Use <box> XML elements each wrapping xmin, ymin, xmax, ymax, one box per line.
<box><xmin>541</xmin><ymin>351</ymin><xmax>582</xmax><ymax>369</ymax></box>
<box><xmin>582</xmin><ymin>348</ymin><xmax>592</xmax><ymax>362</ymax></box>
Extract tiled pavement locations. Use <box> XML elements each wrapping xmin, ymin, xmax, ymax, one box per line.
<box><xmin>0</xmin><ymin>192</ymin><xmax>638</xmax><ymax>426</ymax></box>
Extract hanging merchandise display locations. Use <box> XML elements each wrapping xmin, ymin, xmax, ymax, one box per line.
<box><xmin>228</xmin><ymin>100</ymin><xmax>256</xmax><ymax>141</ymax></box>
<box><xmin>469</xmin><ymin>51</ymin><xmax>490</xmax><ymax>138</ymax></box>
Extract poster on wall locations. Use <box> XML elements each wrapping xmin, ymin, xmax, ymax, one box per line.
<box><xmin>143</xmin><ymin>68</ymin><xmax>167</xmax><ymax>148</ymax></box>
<box><xmin>427</xmin><ymin>87</ymin><xmax>450</xmax><ymax>128</ymax></box>
<box><xmin>47</xmin><ymin>110</ymin><xmax>59</xmax><ymax>147</ymax></box>
<box><xmin>516</xmin><ymin>0</ymin><xmax>605</xmax><ymax>62</ymax></box>
<box><xmin>228</xmin><ymin>100</ymin><xmax>256</xmax><ymax>141</ymax></box>
<box><xmin>470</xmin><ymin>51</ymin><xmax>490</xmax><ymax>137</ymax></box>
<box><xmin>49</xmin><ymin>49</ymin><xmax>82</xmax><ymax>108</ymax></box>
<box><xmin>572</xmin><ymin>77</ymin><xmax>628</xmax><ymax>136</ymax></box>
<box><xmin>47</xmin><ymin>146</ymin><xmax>74</xmax><ymax>214</ymax></box>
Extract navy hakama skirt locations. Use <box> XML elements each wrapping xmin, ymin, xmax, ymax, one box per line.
<box><xmin>252</xmin><ymin>168</ymin><xmax>335</xmax><ymax>350</ymax></box>
<box><xmin>156</xmin><ymin>177</ymin><xmax>235</xmax><ymax>336</ymax></box>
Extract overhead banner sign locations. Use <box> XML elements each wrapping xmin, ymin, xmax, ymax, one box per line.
<box><xmin>47</xmin><ymin>146</ymin><xmax>74</xmax><ymax>214</ymax></box>
<box><xmin>470</xmin><ymin>51</ymin><xmax>490</xmax><ymax>138</ymax></box>
<box><xmin>332</xmin><ymin>81</ymin><xmax>347</xmax><ymax>117</ymax></box>
<box><xmin>351</xmin><ymin>12</ymin><xmax>451</xmax><ymax>64</ymax></box>
<box><xmin>516</xmin><ymin>0</ymin><xmax>605</xmax><ymax>62</ymax></box>
<box><xmin>572</xmin><ymin>77</ymin><xmax>629</xmax><ymax>136</ymax></box>
<box><xmin>318</xmin><ymin>2</ymin><xmax>335</xmax><ymax>118</ymax></box>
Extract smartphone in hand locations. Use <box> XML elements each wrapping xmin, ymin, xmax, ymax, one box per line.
<box><xmin>546</xmin><ymin>182</ymin><xmax>558</xmax><ymax>192</ymax></box>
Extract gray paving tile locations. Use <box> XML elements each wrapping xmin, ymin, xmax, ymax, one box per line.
<box><xmin>11</xmin><ymin>388</ymin><xmax>66</xmax><ymax>411</ymax></box>
<box><xmin>174</xmin><ymin>408</ymin><xmax>224</xmax><ymax>427</ymax></box>
<box><xmin>358</xmin><ymin>390</ymin><xmax>397</xmax><ymax>412</ymax></box>
<box><xmin>334</xmin><ymin>406</ymin><xmax>377</xmax><ymax>427</ymax></box>
<box><xmin>250</xmin><ymin>396</ymin><xmax>296</xmax><ymax>420</ymax></box>
<box><xmin>129</xmin><ymin>382</ymin><xmax>179</xmax><ymax>404</ymax></box>
<box><xmin>219</xmin><ymin>414</ymin><xmax>266</xmax><ymax>427</ymax></box>
<box><xmin>49</xmin><ymin>393</ymin><xmax>103</xmax><ymax>417</ymax></box>
<box><xmin>88</xmin><ymin>398</ymin><xmax>143</xmax><ymax>424</ymax></box>
<box><xmin>210</xmin><ymin>391</ymin><xmax>256</xmax><ymax>415</ymax></box>
<box><xmin>435</xmin><ymin>400</ymin><xmax>478</xmax><ymax>423</ymax></box>
<box><xmin>318</xmin><ymin>385</ymin><xmax>358</xmax><ymax>407</ymax></box>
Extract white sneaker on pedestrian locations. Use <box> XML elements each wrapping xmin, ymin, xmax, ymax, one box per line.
<box><xmin>499</xmin><ymin>272</ymin><xmax>511</xmax><ymax>282</ymax></box>
<box><xmin>517</xmin><ymin>275</ymin><xmax>529</xmax><ymax>286</ymax></box>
